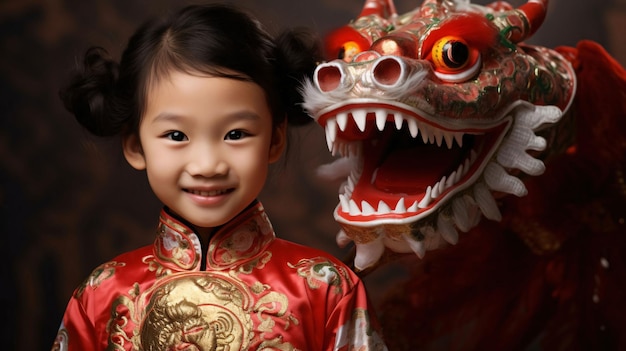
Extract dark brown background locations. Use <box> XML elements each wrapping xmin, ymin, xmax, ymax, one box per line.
<box><xmin>1</xmin><ymin>0</ymin><xmax>623</xmax><ymax>349</ymax></box>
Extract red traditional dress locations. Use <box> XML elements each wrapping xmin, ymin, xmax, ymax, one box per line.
<box><xmin>51</xmin><ymin>201</ymin><xmax>387</xmax><ymax>350</ymax></box>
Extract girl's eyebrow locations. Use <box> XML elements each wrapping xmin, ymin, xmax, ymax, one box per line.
<box><xmin>228</xmin><ymin>111</ymin><xmax>262</xmax><ymax>122</ymax></box>
<box><xmin>151</xmin><ymin>112</ymin><xmax>182</xmax><ymax>124</ymax></box>
<box><xmin>151</xmin><ymin>111</ymin><xmax>262</xmax><ymax>124</ymax></box>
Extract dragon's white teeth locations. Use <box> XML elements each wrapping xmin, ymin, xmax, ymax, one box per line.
<box><xmin>326</xmin><ymin>134</ymin><xmax>334</xmax><ymax>152</ymax></box>
<box><xmin>338</xmin><ymin>142</ymin><xmax>347</xmax><ymax>158</ymax></box>
<box><xmin>428</xmin><ymin>130</ymin><xmax>435</xmax><ymax>144</ymax></box>
<box><xmin>420</xmin><ymin>127</ymin><xmax>430</xmax><ymax>144</ymax></box>
<box><xmin>346</xmin><ymin>176</ymin><xmax>355</xmax><ymax>192</ymax></box>
<box><xmin>377</xmin><ymin>200</ymin><xmax>392</xmax><ymax>214</ymax></box>
<box><xmin>437</xmin><ymin>214</ymin><xmax>459</xmax><ymax>245</ymax></box>
<box><xmin>438</xmin><ymin>175</ymin><xmax>447</xmax><ymax>194</ymax></box>
<box><xmin>349</xmin><ymin>199</ymin><xmax>361</xmax><ymax>215</ymax></box>
<box><xmin>375</xmin><ymin>109</ymin><xmax>387</xmax><ymax>131</ymax></box>
<box><xmin>337</xmin><ymin>112</ymin><xmax>349</xmax><ymax>131</ymax></box>
<box><xmin>406</xmin><ymin>236</ymin><xmax>426</xmax><ymax>258</ymax></box>
<box><xmin>347</xmin><ymin>143</ymin><xmax>358</xmax><ymax>158</ymax></box>
<box><xmin>330</xmin><ymin>139</ymin><xmax>341</xmax><ymax>156</ymax></box>
<box><xmin>418</xmin><ymin>186</ymin><xmax>432</xmax><ymax>208</ymax></box>
<box><xmin>337</xmin><ymin>130</ymin><xmax>480</xmax><ymax>217</ymax></box>
<box><xmin>393</xmin><ymin>197</ymin><xmax>406</xmax><ymax>213</ymax></box>
<box><xmin>433</xmin><ymin>129</ymin><xmax>444</xmax><ymax>147</ymax></box>
<box><xmin>454</xmin><ymin>132</ymin><xmax>464</xmax><ymax>147</ymax></box>
<box><xmin>344</xmin><ymin>185</ymin><xmax>353</xmax><ymax>198</ymax></box>
<box><xmin>447</xmin><ymin>171</ymin><xmax>458</xmax><ymax>187</ymax></box>
<box><xmin>325</xmin><ymin>120</ymin><xmax>337</xmax><ymax>143</ymax></box>
<box><xmin>330</xmin><ymin>109</ymin><xmax>471</xmax><ymax>161</ymax></box>
<box><xmin>343</xmin><ymin>143</ymin><xmax>350</xmax><ymax>157</ymax></box>
<box><xmin>350</xmin><ymin>170</ymin><xmax>359</xmax><ymax>185</ymax></box>
<box><xmin>407</xmin><ymin>118</ymin><xmax>419</xmax><ymax>138</ymax></box>
<box><xmin>470</xmin><ymin>149</ymin><xmax>478</xmax><ymax>163</ymax></box>
<box><xmin>444</xmin><ymin>132</ymin><xmax>454</xmax><ymax>149</ymax></box>
<box><xmin>431</xmin><ymin>181</ymin><xmax>441</xmax><ymax>199</ymax></box>
<box><xmin>340</xmin><ymin>198</ymin><xmax>399</xmax><ymax>216</ymax></box>
<box><xmin>457</xmin><ymin>163</ymin><xmax>465</xmax><ymax>180</ymax></box>
<box><xmin>474</xmin><ymin>182</ymin><xmax>502</xmax><ymax>221</ymax></box>
<box><xmin>370</xmin><ymin>168</ymin><xmax>377</xmax><ymax>184</ymax></box>
<box><xmin>339</xmin><ymin>194</ymin><xmax>350</xmax><ymax>212</ymax></box>
<box><xmin>352</xmin><ymin>109</ymin><xmax>367</xmax><ymax>132</ymax></box>
<box><xmin>394</xmin><ymin>113</ymin><xmax>404</xmax><ymax>129</ymax></box>
<box><xmin>361</xmin><ymin>200</ymin><xmax>376</xmax><ymax>215</ymax></box>
<box><xmin>340</xmin><ymin>198</ymin><xmax>397</xmax><ymax>216</ymax></box>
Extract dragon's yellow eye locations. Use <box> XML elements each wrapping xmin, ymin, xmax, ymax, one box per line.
<box><xmin>325</xmin><ymin>26</ymin><xmax>370</xmax><ymax>62</ymax></box>
<box><xmin>338</xmin><ymin>41</ymin><xmax>362</xmax><ymax>62</ymax></box>
<box><xmin>431</xmin><ymin>36</ymin><xmax>470</xmax><ymax>72</ymax></box>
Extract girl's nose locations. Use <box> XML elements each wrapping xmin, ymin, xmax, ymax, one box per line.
<box><xmin>185</xmin><ymin>145</ymin><xmax>229</xmax><ymax>177</ymax></box>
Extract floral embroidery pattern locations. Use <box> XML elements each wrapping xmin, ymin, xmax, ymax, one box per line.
<box><xmin>75</xmin><ymin>261</ymin><xmax>124</xmax><ymax>298</ymax></box>
<box><xmin>288</xmin><ymin>257</ymin><xmax>352</xmax><ymax>294</ymax></box>
<box><xmin>155</xmin><ymin>220</ymin><xmax>201</xmax><ymax>270</ymax></box>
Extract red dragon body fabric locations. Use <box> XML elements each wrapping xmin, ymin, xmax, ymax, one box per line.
<box><xmin>302</xmin><ymin>0</ymin><xmax>626</xmax><ymax>349</ymax></box>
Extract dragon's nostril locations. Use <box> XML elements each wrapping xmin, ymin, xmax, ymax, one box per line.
<box><xmin>373</xmin><ymin>57</ymin><xmax>403</xmax><ymax>86</ymax></box>
<box><xmin>316</xmin><ymin>65</ymin><xmax>342</xmax><ymax>92</ymax></box>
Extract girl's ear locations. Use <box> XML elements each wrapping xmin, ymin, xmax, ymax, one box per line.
<box><xmin>122</xmin><ymin>134</ymin><xmax>147</xmax><ymax>170</ymax></box>
<box><xmin>268</xmin><ymin>122</ymin><xmax>287</xmax><ymax>163</ymax></box>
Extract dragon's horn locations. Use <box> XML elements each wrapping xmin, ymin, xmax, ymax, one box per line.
<box><xmin>358</xmin><ymin>0</ymin><xmax>397</xmax><ymax>20</ymax></box>
<box><xmin>518</xmin><ymin>0</ymin><xmax>548</xmax><ymax>38</ymax></box>
<box><xmin>492</xmin><ymin>0</ymin><xmax>548</xmax><ymax>43</ymax></box>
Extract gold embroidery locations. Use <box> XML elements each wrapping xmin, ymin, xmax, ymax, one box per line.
<box><xmin>208</xmin><ymin>215</ymin><xmax>275</xmax><ymax>269</ymax></box>
<box><xmin>257</xmin><ymin>336</ymin><xmax>301</xmax><ymax>351</ymax></box>
<box><xmin>107</xmin><ymin>294</ymin><xmax>140</xmax><ymax>350</ymax></box>
<box><xmin>143</xmin><ymin>255</ymin><xmax>173</xmax><ymax>278</ymax></box>
<box><xmin>255</xmin><ymin>292</ymin><xmax>293</xmax><ymax>332</ymax></box>
<box><xmin>250</xmin><ymin>281</ymin><xmax>268</xmax><ymax>295</ymax></box>
<box><xmin>289</xmin><ymin>257</ymin><xmax>352</xmax><ymax>294</ymax></box>
<box><xmin>155</xmin><ymin>222</ymin><xmax>201</xmax><ymax>270</ymax></box>
<box><xmin>75</xmin><ymin>261</ymin><xmax>125</xmax><ymax>298</ymax></box>
<box><xmin>103</xmin><ymin>205</ymin><xmax>300</xmax><ymax>350</ymax></box>
<box><xmin>238</xmin><ymin>251</ymin><xmax>273</xmax><ymax>274</ymax></box>
<box><xmin>139</xmin><ymin>273</ymin><xmax>254</xmax><ymax>351</ymax></box>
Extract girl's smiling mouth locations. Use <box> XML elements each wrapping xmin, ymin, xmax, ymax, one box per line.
<box><xmin>184</xmin><ymin>188</ymin><xmax>234</xmax><ymax>197</ymax></box>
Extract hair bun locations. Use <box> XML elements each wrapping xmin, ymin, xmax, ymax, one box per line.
<box><xmin>60</xmin><ymin>47</ymin><xmax>122</xmax><ymax>136</ymax></box>
<box><xmin>273</xmin><ymin>28</ymin><xmax>323</xmax><ymax>126</ymax></box>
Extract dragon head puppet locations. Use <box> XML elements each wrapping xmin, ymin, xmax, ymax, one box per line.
<box><xmin>302</xmin><ymin>0</ymin><xmax>577</xmax><ymax>271</ymax></box>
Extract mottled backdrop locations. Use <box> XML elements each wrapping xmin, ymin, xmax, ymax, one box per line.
<box><xmin>1</xmin><ymin>0</ymin><xmax>623</xmax><ymax>350</ymax></box>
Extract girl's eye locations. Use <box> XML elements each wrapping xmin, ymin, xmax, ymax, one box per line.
<box><xmin>166</xmin><ymin>131</ymin><xmax>188</xmax><ymax>142</ymax></box>
<box><xmin>225</xmin><ymin>130</ymin><xmax>248</xmax><ymax>140</ymax></box>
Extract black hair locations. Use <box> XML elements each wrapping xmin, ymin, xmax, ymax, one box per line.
<box><xmin>60</xmin><ymin>3</ymin><xmax>321</xmax><ymax>137</ymax></box>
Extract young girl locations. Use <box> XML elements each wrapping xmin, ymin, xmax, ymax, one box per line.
<box><xmin>52</xmin><ymin>4</ymin><xmax>387</xmax><ymax>351</ymax></box>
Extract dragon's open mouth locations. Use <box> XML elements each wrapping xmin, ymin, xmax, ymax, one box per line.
<box><xmin>319</xmin><ymin>103</ymin><xmax>511</xmax><ymax>225</ymax></box>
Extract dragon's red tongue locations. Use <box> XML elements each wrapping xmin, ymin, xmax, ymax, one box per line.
<box><xmin>373</xmin><ymin>145</ymin><xmax>456</xmax><ymax>194</ymax></box>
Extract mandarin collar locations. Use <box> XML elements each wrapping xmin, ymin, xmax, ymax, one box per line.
<box><xmin>153</xmin><ymin>201</ymin><xmax>276</xmax><ymax>271</ymax></box>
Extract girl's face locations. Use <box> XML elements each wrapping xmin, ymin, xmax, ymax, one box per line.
<box><xmin>123</xmin><ymin>70</ymin><xmax>285</xmax><ymax>238</ymax></box>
